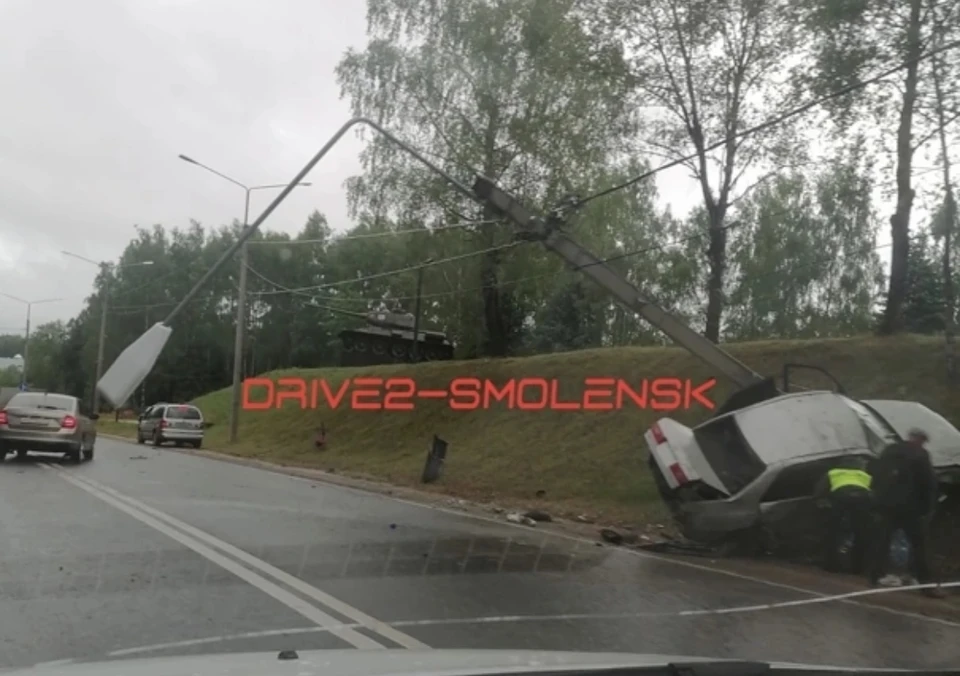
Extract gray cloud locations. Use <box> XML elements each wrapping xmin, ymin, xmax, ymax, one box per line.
<box><xmin>0</xmin><ymin>0</ymin><xmax>367</xmax><ymax>328</ymax></box>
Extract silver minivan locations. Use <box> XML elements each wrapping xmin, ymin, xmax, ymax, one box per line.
<box><xmin>136</xmin><ymin>403</ymin><xmax>204</xmax><ymax>448</ymax></box>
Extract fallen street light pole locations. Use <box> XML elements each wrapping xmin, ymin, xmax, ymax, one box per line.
<box><xmin>97</xmin><ymin>117</ymin><xmax>484</xmax><ymax>409</ymax></box>
<box><xmin>62</xmin><ymin>251</ymin><xmax>154</xmax><ymax>413</ymax></box>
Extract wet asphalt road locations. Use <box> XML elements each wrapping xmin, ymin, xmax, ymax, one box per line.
<box><xmin>1</xmin><ymin>437</ymin><xmax>960</xmax><ymax>671</ymax></box>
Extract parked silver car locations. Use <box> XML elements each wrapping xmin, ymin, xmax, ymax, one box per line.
<box><xmin>0</xmin><ymin>391</ymin><xmax>98</xmax><ymax>462</ymax></box>
<box><xmin>645</xmin><ymin>390</ymin><xmax>960</xmax><ymax>551</ymax></box>
<box><xmin>136</xmin><ymin>403</ymin><xmax>204</xmax><ymax>448</ymax></box>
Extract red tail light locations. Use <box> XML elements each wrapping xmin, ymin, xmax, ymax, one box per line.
<box><xmin>61</xmin><ymin>415</ymin><xmax>77</xmax><ymax>429</ymax></box>
<box><xmin>650</xmin><ymin>423</ymin><xmax>666</xmax><ymax>445</ymax></box>
<box><xmin>0</xmin><ymin>410</ymin><xmax>7</xmax><ymax>425</ymax></box>
<box><xmin>669</xmin><ymin>462</ymin><xmax>688</xmax><ymax>484</ymax></box>
<box><xmin>159</xmin><ymin>420</ymin><xmax>168</xmax><ymax>429</ymax></box>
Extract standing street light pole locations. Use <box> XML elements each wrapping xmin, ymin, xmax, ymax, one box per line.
<box><xmin>62</xmin><ymin>252</ymin><xmax>154</xmax><ymax>412</ymax></box>
<box><xmin>410</xmin><ymin>258</ymin><xmax>433</xmax><ymax>362</ymax></box>
<box><xmin>178</xmin><ymin>154</ymin><xmax>311</xmax><ymax>443</ymax></box>
<box><xmin>0</xmin><ymin>293</ymin><xmax>63</xmax><ymax>389</ymax></box>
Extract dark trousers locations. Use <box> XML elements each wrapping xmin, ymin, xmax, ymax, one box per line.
<box><xmin>868</xmin><ymin>510</ymin><xmax>934</xmax><ymax>584</ymax></box>
<box><xmin>823</xmin><ymin>488</ymin><xmax>873</xmax><ymax>573</ymax></box>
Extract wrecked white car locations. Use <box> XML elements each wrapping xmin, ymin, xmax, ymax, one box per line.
<box><xmin>645</xmin><ymin>390</ymin><xmax>960</xmax><ymax>552</ymax></box>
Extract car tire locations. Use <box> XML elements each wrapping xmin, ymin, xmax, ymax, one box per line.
<box><xmin>83</xmin><ymin>444</ymin><xmax>94</xmax><ymax>461</ymax></box>
<box><xmin>192</xmin><ymin>440</ymin><xmax>202</xmax><ymax>449</ymax></box>
<box><xmin>136</xmin><ymin>430</ymin><xmax>144</xmax><ymax>444</ymax></box>
<box><xmin>66</xmin><ymin>446</ymin><xmax>81</xmax><ymax>463</ymax></box>
<box><xmin>152</xmin><ymin>430</ymin><xmax>162</xmax><ymax>447</ymax></box>
<box><xmin>15</xmin><ymin>449</ymin><xmax>28</xmax><ymax>461</ymax></box>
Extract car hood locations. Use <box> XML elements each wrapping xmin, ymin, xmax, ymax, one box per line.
<box><xmin>862</xmin><ymin>400</ymin><xmax>960</xmax><ymax>469</ymax></box>
<box><xmin>4</xmin><ymin>648</ymin><xmax>915</xmax><ymax>676</ymax></box>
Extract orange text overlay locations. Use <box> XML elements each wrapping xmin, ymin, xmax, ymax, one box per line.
<box><xmin>242</xmin><ymin>377</ymin><xmax>717</xmax><ymax>412</ymax></box>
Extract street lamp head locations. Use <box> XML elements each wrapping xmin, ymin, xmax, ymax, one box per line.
<box><xmin>178</xmin><ymin>154</ymin><xmax>198</xmax><ymax>164</ymax></box>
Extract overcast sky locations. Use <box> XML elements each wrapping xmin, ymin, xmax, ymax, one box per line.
<box><xmin>1</xmin><ymin>0</ymin><xmax>924</xmax><ymax>337</ymax></box>
<box><xmin>0</xmin><ymin>0</ymin><xmax>375</xmax><ymax>331</ymax></box>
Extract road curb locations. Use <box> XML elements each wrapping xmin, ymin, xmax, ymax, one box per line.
<box><xmin>95</xmin><ymin>431</ymin><xmax>960</xmax><ymax>627</ymax></box>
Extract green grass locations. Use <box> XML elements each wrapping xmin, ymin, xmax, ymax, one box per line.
<box><xmin>97</xmin><ymin>334</ymin><xmax>960</xmax><ymax>525</ymax></box>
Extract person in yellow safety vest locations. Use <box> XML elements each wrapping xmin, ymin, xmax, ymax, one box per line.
<box><xmin>814</xmin><ymin>455</ymin><xmax>874</xmax><ymax>574</ymax></box>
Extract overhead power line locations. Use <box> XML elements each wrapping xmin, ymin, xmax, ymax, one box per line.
<box><xmin>247</xmin><ymin>220</ymin><xmax>745</xmax><ymax>303</ymax></box>
<box><xmin>289</xmin><ymin>234</ymin><xmax>906</xmax><ymax>328</ymax></box>
<box><xmin>250</xmin><ymin>241</ymin><xmax>525</xmax><ymax>296</ymax></box>
<box><xmin>247</xmin><ymin>218</ymin><xmax>503</xmax><ymax>246</ymax></box>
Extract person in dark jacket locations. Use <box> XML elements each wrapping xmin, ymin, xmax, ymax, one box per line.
<box><xmin>866</xmin><ymin>428</ymin><xmax>945</xmax><ymax>597</ymax></box>
<box><xmin>814</xmin><ymin>455</ymin><xmax>873</xmax><ymax>574</ymax></box>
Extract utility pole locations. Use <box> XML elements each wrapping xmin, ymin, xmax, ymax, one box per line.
<box><xmin>0</xmin><ymin>293</ymin><xmax>63</xmax><ymax>390</ymax></box>
<box><xmin>22</xmin><ymin>304</ymin><xmax>31</xmax><ymax>390</ymax></box>
<box><xmin>231</xmin><ymin>191</ymin><xmax>251</xmax><ymax>444</ymax></box>
<box><xmin>410</xmin><ymin>258</ymin><xmax>432</xmax><ymax>362</ymax></box>
<box><xmin>177</xmin><ymin>153</ymin><xmax>310</xmax><ymax>443</ymax></box>
<box><xmin>140</xmin><ymin>307</ymin><xmax>149</xmax><ymax>412</ymax></box>
<box><xmin>93</xmin><ymin>264</ymin><xmax>109</xmax><ymax>413</ymax></box>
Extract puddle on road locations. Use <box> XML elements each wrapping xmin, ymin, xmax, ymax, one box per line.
<box><xmin>0</xmin><ymin>536</ymin><xmax>609</xmax><ymax>601</ymax></box>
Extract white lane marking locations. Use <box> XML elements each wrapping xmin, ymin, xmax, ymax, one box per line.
<box><xmin>29</xmin><ymin>659</ymin><xmax>76</xmax><ymax>668</ymax></box>
<box><xmin>110</xmin><ymin>581</ymin><xmax>960</xmax><ymax>658</ymax></box>
<box><xmin>45</xmin><ymin>466</ymin><xmax>384</xmax><ymax>650</ymax></box>
<box><xmin>46</xmin><ymin>465</ymin><xmax>429</xmax><ymax>650</ymax></box>
<box><xmin>96</xmin><ymin>435</ymin><xmax>960</xmax><ymax>630</ymax></box>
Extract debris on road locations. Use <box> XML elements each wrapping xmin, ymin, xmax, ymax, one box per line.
<box><xmin>524</xmin><ymin>509</ymin><xmax>552</xmax><ymax>522</ymax></box>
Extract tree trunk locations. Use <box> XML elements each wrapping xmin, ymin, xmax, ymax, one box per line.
<box><xmin>878</xmin><ymin>0</ymin><xmax>922</xmax><ymax>335</ymax></box>
<box><xmin>931</xmin><ymin>17</ymin><xmax>957</xmax><ymax>381</ymax></box>
<box><xmin>704</xmin><ymin>209</ymin><xmax>728</xmax><ymax>342</ymax></box>
<box><xmin>479</xmin><ymin>105</ymin><xmax>510</xmax><ymax>357</ymax></box>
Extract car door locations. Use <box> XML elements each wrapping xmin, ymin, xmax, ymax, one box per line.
<box><xmin>151</xmin><ymin>405</ymin><xmax>166</xmax><ymax>436</ymax></box>
<box><xmin>77</xmin><ymin>400</ymin><xmax>94</xmax><ymax>438</ymax></box>
<box><xmin>757</xmin><ymin>457</ymin><xmax>841</xmax><ymax>557</ymax></box>
<box><xmin>140</xmin><ymin>406</ymin><xmax>157</xmax><ymax>436</ymax></box>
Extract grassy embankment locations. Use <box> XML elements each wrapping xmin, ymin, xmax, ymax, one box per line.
<box><xmin>98</xmin><ymin>334</ymin><xmax>959</xmax><ymax>525</ymax></box>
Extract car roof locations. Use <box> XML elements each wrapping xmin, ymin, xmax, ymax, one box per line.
<box><xmin>10</xmin><ymin>391</ymin><xmax>76</xmax><ymax>401</ymax></box>
<box><xmin>162</xmin><ymin>403</ymin><xmax>201</xmax><ymax>412</ymax></box>
<box><xmin>732</xmin><ymin>391</ymin><xmax>874</xmax><ymax>465</ymax></box>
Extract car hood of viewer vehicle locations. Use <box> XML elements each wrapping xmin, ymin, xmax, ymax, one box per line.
<box><xmin>2</xmin><ymin>649</ymin><xmax>919</xmax><ymax>676</ymax></box>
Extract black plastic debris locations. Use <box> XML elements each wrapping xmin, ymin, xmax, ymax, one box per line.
<box><xmin>277</xmin><ymin>650</ymin><xmax>299</xmax><ymax>660</ymax></box>
<box><xmin>421</xmin><ymin>435</ymin><xmax>448</xmax><ymax>483</ymax></box>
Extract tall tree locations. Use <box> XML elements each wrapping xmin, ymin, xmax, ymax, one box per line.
<box><xmin>335</xmin><ymin>0</ymin><xmax>637</xmax><ymax>357</ymax></box>
<box><xmin>725</xmin><ymin>149</ymin><xmax>884</xmax><ymax>340</ymax></box>
<box><xmin>596</xmin><ymin>0</ymin><xmax>802</xmax><ymax>341</ymax></box>
<box><xmin>928</xmin><ymin>3</ymin><xmax>959</xmax><ymax>380</ymax></box>
<box><xmin>901</xmin><ymin>230</ymin><xmax>944</xmax><ymax>333</ymax></box>
<box><xmin>797</xmin><ymin>0</ymin><xmax>960</xmax><ymax>335</ymax></box>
